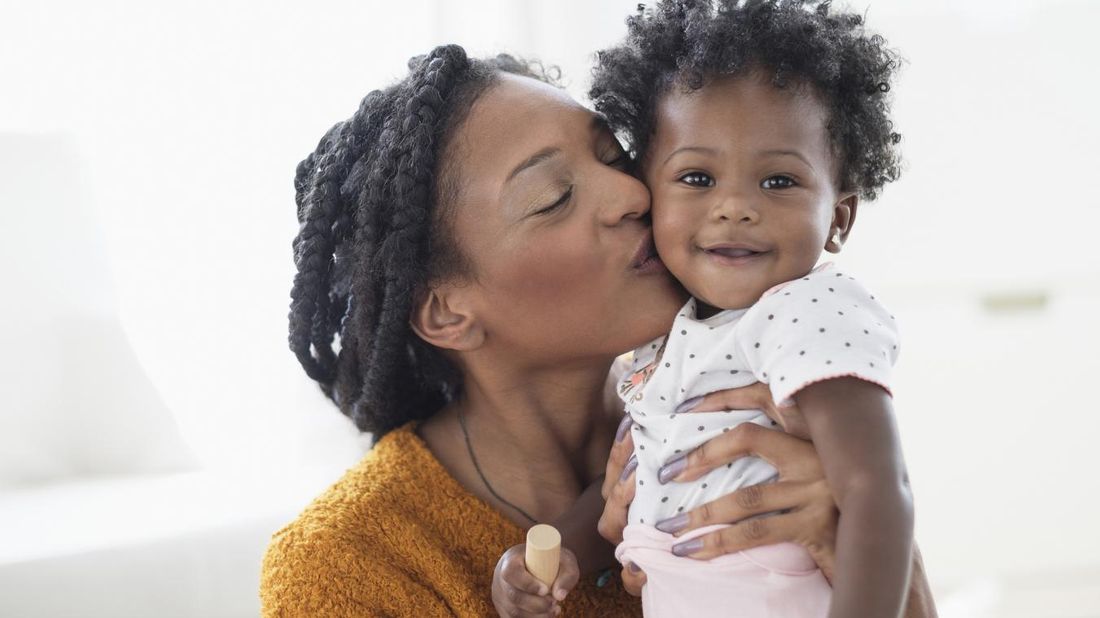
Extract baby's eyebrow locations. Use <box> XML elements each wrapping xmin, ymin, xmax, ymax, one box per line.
<box><xmin>760</xmin><ymin>149</ymin><xmax>815</xmax><ymax>170</ymax></box>
<box><xmin>662</xmin><ymin>146</ymin><xmax>719</xmax><ymax>166</ymax></box>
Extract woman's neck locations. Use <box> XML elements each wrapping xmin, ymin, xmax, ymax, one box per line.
<box><xmin>418</xmin><ymin>359</ymin><xmax>619</xmax><ymax>526</ymax></box>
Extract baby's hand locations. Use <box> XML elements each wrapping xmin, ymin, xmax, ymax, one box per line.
<box><xmin>491</xmin><ymin>543</ymin><xmax>580</xmax><ymax>617</ymax></box>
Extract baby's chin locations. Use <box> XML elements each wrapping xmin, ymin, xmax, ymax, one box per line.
<box><xmin>690</xmin><ymin>284</ymin><xmax>769</xmax><ymax>317</ymax></box>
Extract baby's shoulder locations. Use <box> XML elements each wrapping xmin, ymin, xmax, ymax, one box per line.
<box><xmin>748</xmin><ymin>264</ymin><xmax>878</xmax><ymax>312</ymax></box>
<box><xmin>741</xmin><ymin>264</ymin><xmax>893</xmax><ymax>333</ymax></box>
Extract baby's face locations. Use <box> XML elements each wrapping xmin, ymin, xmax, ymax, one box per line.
<box><xmin>643</xmin><ymin>73</ymin><xmax>855</xmax><ymax>311</ymax></box>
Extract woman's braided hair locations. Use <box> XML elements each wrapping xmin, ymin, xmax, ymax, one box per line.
<box><xmin>591</xmin><ymin>0</ymin><xmax>902</xmax><ymax>199</ymax></box>
<box><xmin>289</xmin><ymin>45</ymin><xmax>549</xmax><ymax>441</ymax></box>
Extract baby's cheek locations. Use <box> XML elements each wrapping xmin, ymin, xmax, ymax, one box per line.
<box><xmin>651</xmin><ymin>204</ymin><xmax>692</xmax><ymax>262</ymax></box>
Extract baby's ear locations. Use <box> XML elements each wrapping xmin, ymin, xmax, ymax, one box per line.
<box><xmin>825</xmin><ymin>193</ymin><xmax>859</xmax><ymax>253</ymax></box>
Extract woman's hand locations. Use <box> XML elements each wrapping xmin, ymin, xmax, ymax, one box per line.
<box><xmin>599</xmin><ymin>382</ymin><xmax>937</xmax><ymax>616</ymax></box>
<box><xmin>654</xmin><ymin>382</ymin><xmax>838</xmax><ymax>579</ymax></box>
<box><xmin>598</xmin><ymin>413</ymin><xmax>647</xmax><ymax>595</ymax></box>
<box><xmin>699</xmin><ymin>381</ymin><xmax>812</xmax><ymax>439</ymax></box>
<box><xmin>598</xmin><ymin>382</ymin><xmax>837</xmax><ymax>591</ymax></box>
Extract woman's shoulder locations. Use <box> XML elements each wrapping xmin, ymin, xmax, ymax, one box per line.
<box><xmin>271</xmin><ymin>421</ymin><xmax>439</xmax><ymax>535</ymax></box>
<box><xmin>259</xmin><ymin>422</ymin><xmax>472</xmax><ymax>616</ymax></box>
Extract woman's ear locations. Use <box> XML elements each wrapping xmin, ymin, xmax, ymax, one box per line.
<box><xmin>409</xmin><ymin>284</ymin><xmax>485</xmax><ymax>352</ymax></box>
<box><xmin>825</xmin><ymin>193</ymin><xmax>859</xmax><ymax>254</ymax></box>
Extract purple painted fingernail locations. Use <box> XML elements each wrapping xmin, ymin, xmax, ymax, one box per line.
<box><xmin>615</xmin><ymin>414</ymin><xmax>633</xmax><ymax>442</ymax></box>
<box><xmin>628</xmin><ymin>562</ymin><xmax>641</xmax><ymax>573</ymax></box>
<box><xmin>655</xmin><ymin>513</ymin><xmax>689</xmax><ymax>534</ymax></box>
<box><xmin>671</xmin><ymin>537</ymin><xmax>705</xmax><ymax>557</ymax></box>
<box><xmin>620</xmin><ymin>454</ymin><xmax>639</xmax><ymax>482</ymax></box>
<box><xmin>657</xmin><ymin>453</ymin><xmax>687</xmax><ymax>484</ymax></box>
<box><xmin>675</xmin><ymin>396</ymin><xmax>703</xmax><ymax>413</ymax></box>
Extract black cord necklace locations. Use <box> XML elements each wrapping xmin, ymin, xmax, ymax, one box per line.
<box><xmin>457</xmin><ymin>408</ymin><xmax>539</xmax><ymax>526</ymax></box>
<box><xmin>459</xmin><ymin>408</ymin><xmax>618</xmax><ymax>589</ymax></box>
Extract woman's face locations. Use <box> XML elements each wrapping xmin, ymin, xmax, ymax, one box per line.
<box><xmin>444</xmin><ymin>73</ymin><xmax>685</xmax><ymax>366</ymax></box>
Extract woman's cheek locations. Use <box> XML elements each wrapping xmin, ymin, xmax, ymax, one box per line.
<box><xmin>491</xmin><ymin>233</ymin><xmax>607</xmax><ymax>308</ymax></box>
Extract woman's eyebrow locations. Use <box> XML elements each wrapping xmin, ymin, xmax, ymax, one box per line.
<box><xmin>507</xmin><ymin>147</ymin><xmax>562</xmax><ymax>183</ymax></box>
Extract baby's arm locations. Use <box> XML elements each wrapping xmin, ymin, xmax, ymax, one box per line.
<box><xmin>554</xmin><ymin>475</ymin><xmax>618</xmax><ymax>575</ymax></box>
<box><xmin>795</xmin><ymin>377</ymin><xmax>913</xmax><ymax>618</ymax></box>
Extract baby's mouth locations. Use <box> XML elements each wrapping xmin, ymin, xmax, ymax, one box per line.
<box><xmin>706</xmin><ymin>247</ymin><xmax>762</xmax><ymax>259</ymax></box>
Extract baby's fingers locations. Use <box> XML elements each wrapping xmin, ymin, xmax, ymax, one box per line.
<box><xmin>500</xmin><ymin>577</ymin><xmax>556</xmax><ymax>617</ymax></box>
<box><xmin>551</xmin><ymin>548</ymin><xmax>580</xmax><ymax>602</ymax></box>
<box><xmin>493</xmin><ymin>547</ymin><xmax>557</xmax><ymax>617</ymax></box>
<box><xmin>499</xmin><ymin>551</ymin><xmax>549</xmax><ymax>595</ymax></box>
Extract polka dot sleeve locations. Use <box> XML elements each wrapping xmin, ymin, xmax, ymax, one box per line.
<box><xmin>735</xmin><ymin>266</ymin><xmax>900</xmax><ymax>407</ymax></box>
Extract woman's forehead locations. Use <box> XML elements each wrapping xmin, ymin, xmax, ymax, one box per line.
<box><xmin>452</xmin><ymin>74</ymin><xmax>593</xmax><ymax>177</ymax></box>
<box><xmin>442</xmin><ymin>74</ymin><xmax>597</xmax><ymax>246</ymax></box>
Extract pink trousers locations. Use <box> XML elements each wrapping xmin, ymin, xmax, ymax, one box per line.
<box><xmin>615</xmin><ymin>524</ymin><xmax>832</xmax><ymax>617</ymax></box>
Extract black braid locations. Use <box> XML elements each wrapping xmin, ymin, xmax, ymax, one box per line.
<box><xmin>591</xmin><ymin>0</ymin><xmax>903</xmax><ymax>200</ymax></box>
<box><xmin>288</xmin><ymin>46</ymin><xmax>555</xmax><ymax>442</ymax></box>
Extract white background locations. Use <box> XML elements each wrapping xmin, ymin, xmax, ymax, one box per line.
<box><xmin>2</xmin><ymin>0</ymin><xmax>1098</xmax><ymax>616</ymax></box>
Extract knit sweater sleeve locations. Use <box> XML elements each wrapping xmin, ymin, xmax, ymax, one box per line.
<box><xmin>260</xmin><ymin>525</ymin><xmax>452</xmax><ymax>618</ymax></box>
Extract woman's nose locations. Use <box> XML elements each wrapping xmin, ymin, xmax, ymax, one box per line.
<box><xmin>597</xmin><ymin>170</ymin><xmax>650</xmax><ymax>226</ymax></box>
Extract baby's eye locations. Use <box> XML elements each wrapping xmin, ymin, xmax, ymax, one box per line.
<box><xmin>761</xmin><ymin>175</ymin><xmax>797</xmax><ymax>190</ymax></box>
<box><xmin>679</xmin><ymin>172</ymin><xmax>715</xmax><ymax>187</ymax></box>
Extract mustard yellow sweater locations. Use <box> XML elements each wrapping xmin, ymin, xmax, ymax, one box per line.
<box><xmin>261</xmin><ymin>421</ymin><xmax>641</xmax><ymax>617</ymax></box>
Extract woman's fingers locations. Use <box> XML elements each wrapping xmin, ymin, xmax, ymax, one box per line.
<box><xmin>667</xmin><ymin>509</ymin><xmax>803</xmax><ymax>561</ymax></box>
<box><xmin>620</xmin><ymin>562</ymin><xmax>648</xmax><ymax>597</ymax></box>
<box><xmin>687</xmin><ymin>382</ymin><xmax>812</xmax><ymax>439</ymax></box>
<box><xmin>665</xmin><ymin>502</ymin><xmax>838</xmax><ymax>577</ymax></box>
<box><xmin>688</xmin><ymin>381</ymin><xmax>772</xmax><ymax>414</ymax></box>
<box><xmin>659</xmin><ymin>423</ymin><xmax>821</xmax><ymax>485</ymax></box>
<box><xmin>602</xmin><ymin>415</ymin><xmax>635</xmax><ymax>500</ymax></box>
<box><xmin>598</xmin><ymin>414</ymin><xmax>638</xmax><ymax>547</ymax></box>
<box><xmin>597</xmin><ymin>456</ymin><xmax>636</xmax><ymax>545</ymax></box>
<box><xmin>655</xmin><ymin>480</ymin><xmax>816</xmax><ymax>537</ymax></box>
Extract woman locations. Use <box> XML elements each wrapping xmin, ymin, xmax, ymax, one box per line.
<box><xmin>262</xmin><ymin>45</ymin><xmax>935</xmax><ymax>617</ymax></box>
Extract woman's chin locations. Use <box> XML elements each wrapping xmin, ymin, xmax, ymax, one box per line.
<box><xmin>616</xmin><ymin>280</ymin><xmax>688</xmax><ymax>352</ymax></box>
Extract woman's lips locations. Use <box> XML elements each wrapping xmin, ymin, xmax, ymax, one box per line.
<box><xmin>631</xmin><ymin>232</ymin><xmax>667</xmax><ymax>275</ymax></box>
<box><xmin>633</xmin><ymin>252</ymin><xmax>667</xmax><ymax>274</ymax></box>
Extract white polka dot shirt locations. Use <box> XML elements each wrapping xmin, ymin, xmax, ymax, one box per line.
<box><xmin>618</xmin><ymin>263</ymin><xmax>900</xmax><ymax>525</ymax></box>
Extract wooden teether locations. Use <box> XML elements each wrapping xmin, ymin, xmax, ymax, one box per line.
<box><xmin>525</xmin><ymin>524</ymin><xmax>561</xmax><ymax>587</ymax></box>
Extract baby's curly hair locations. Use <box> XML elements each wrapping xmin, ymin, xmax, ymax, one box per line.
<box><xmin>591</xmin><ymin>0</ymin><xmax>902</xmax><ymax>200</ymax></box>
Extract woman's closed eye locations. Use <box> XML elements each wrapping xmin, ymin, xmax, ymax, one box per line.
<box><xmin>678</xmin><ymin>171</ymin><xmax>715</xmax><ymax>188</ymax></box>
<box><xmin>600</xmin><ymin>143</ymin><xmax>632</xmax><ymax>171</ymax></box>
<box><xmin>533</xmin><ymin>185</ymin><xmax>574</xmax><ymax>216</ymax></box>
<box><xmin>760</xmin><ymin>174</ymin><xmax>797</xmax><ymax>190</ymax></box>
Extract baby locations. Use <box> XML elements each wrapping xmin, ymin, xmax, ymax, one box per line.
<box><xmin>493</xmin><ymin>2</ymin><xmax>911</xmax><ymax>617</ymax></box>
<box><xmin>600</xmin><ymin>2</ymin><xmax>912</xmax><ymax>617</ymax></box>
